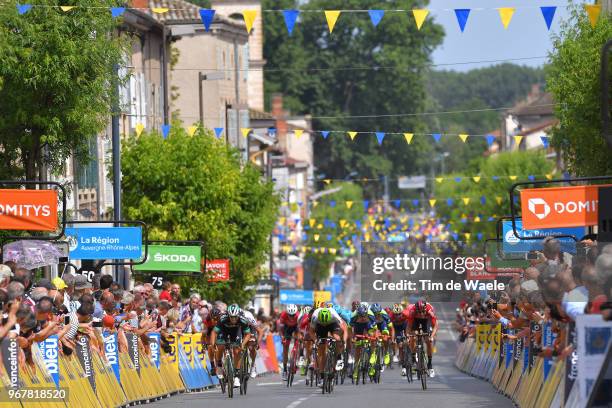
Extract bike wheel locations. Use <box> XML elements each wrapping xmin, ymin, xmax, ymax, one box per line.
<box><xmin>418</xmin><ymin>348</ymin><xmax>427</xmax><ymax>390</ymax></box>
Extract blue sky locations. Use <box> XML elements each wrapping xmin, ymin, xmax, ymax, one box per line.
<box><xmin>428</xmin><ymin>0</ymin><xmax>571</xmax><ymax>71</ymax></box>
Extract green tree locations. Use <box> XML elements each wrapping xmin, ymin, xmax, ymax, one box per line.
<box><xmin>121</xmin><ymin>126</ymin><xmax>280</xmax><ymax>304</ymax></box>
<box><xmin>546</xmin><ymin>5</ymin><xmax>612</xmax><ymax>176</ymax></box>
<box><xmin>0</xmin><ymin>0</ymin><xmax>128</xmax><ymax>181</ymax></box>
<box><xmin>262</xmin><ymin>0</ymin><xmax>443</xmax><ymax>181</ymax></box>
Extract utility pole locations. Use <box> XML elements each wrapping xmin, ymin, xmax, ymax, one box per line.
<box><xmin>111</xmin><ymin>63</ymin><xmax>123</xmax><ymax>286</ymax></box>
<box><xmin>267</xmin><ymin>150</ymin><xmax>275</xmax><ymax>315</ymax></box>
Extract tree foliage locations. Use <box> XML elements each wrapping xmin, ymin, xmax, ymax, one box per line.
<box><xmin>121</xmin><ymin>126</ymin><xmax>280</xmax><ymax>304</ymax></box>
<box><xmin>0</xmin><ymin>0</ymin><xmax>128</xmax><ymax>181</ymax></box>
<box><xmin>262</xmin><ymin>0</ymin><xmax>444</xmax><ymax>182</ymax></box>
<box><xmin>546</xmin><ymin>5</ymin><xmax>612</xmax><ymax>176</ymax></box>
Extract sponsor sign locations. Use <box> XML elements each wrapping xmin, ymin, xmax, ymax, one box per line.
<box><xmin>38</xmin><ymin>335</ymin><xmax>60</xmax><ymax>387</ymax></box>
<box><xmin>576</xmin><ymin>315</ymin><xmax>612</xmax><ymax>405</ymax></box>
<box><xmin>502</xmin><ymin>220</ymin><xmax>584</xmax><ymax>254</ymax></box>
<box><xmin>398</xmin><ymin>175</ymin><xmax>426</xmax><ymax>190</ymax></box>
<box><xmin>521</xmin><ymin>185</ymin><xmax>609</xmax><ymax>229</ymax></box>
<box><xmin>278</xmin><ymin>290</ymin><xmax>313</xmax><ymax>305</ymax></box>
<box><xmin>65</xmin><ymin>227</ymin><xmax>142</xmax><ymax>260</ymax></box>
<box><xmin>245</xmin><ymin>278</ymin><xmax>278</xmax><ymax>295</ymax></box>
<box><xmin>148</xmin><ymin>333</ymin><xmax>161</xmax><ymax>370</ymax></box>
<box><xmin>314</xmin><ymin>290</ymin><xmax>332</xmax><ymax>306</ymax></box>
<box><xmin>206</xmin><ymin>259</ymin><xmax>230</xmax><ymax>282</ymax></box>
<box><xmin>75</xmin><ymin>335</ymin><xmax>96</xmax><ymax>393</ymax></box>
<box><xmin>135</xmin><ymin>245</ymin><xmax>201</xmax><ymax>272</ymax></box>
<box><xmin>103</xmin><ymin>332</ymin><xmax>120</xmax><ymax>383</ymax></box>
<box><xmin>126</xmin><ymin>332</ymin><xmax>140</xmax><ymax>376</ymax></box>
<box><xmin>1</xmin><ymin>337</ymin><xmax>19</xmax><ymax>388</ymax></box>
<box><xmin>0</xmin><ymin>189</ymin><xmax>58</xmax><ymax>231</ymax></box>
<box><xmin>565</xmin><ymin>322</ymin><xmax>577</xmax><ymax>404</ymax></box>
<box><xmin>542</xmin><ymin>322</ymin><xmax>557</xmax><ymax>381</ymax></box>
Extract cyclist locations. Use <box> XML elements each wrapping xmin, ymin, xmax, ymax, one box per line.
<box><xmin>297</xmin><ymin>305</ymin><xmax>313</xmax><ymax>375</ymax></box>
<box><xmin>210</xmin><ymin>304</ymin><xmax>252</xmax><ymax>388</ymax></box>
<box><xmin>370</xmin><ymin>303</ymin><xmax>394</xmax><ymax>367</ymax></box>
<box><xmin>390</xmin><ymin>303</ymin><xmax>410</xmax><ymax>376</ymax></box>
<box><xmin>349</xmin><ymin>304</ymin><xmax>376</xmax><ymax>380</ymax></box>
<box><xmin>407</xmin><ymin>299</ymin><xmax>438</xmax><ymax>378</ymax></box>
<box><xmin>279</xmin><ymin>304</ymin><xmax>300</xmax><ymax>381</ymax></box>
<box><xmin>309</xmin><ymin>307</ymin><xmax>345</xmax><ymax>382</ymax></box>
<box><xmin>242</xmin><ymin>307</ymin><xmax>262</xmax><ymax>378</ymax></box>
<box><xmin>203</xmin><ymin>306</ymin><xmax>223</xmax><ymax>376</ymax></box>
<box><xmin>351</xmin><ymin>300</ymin><xmax>360</xmax><ymax>312</ymax></box>
<box><xmin>332</xmin><ymin>303</ymin><xmax>353</xmax><ymax>364</ymax></box>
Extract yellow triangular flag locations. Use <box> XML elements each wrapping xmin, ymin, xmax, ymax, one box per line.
<box><xmin>317</xmin><ymin>223</ymin><xmax>323</xmax><ymax>230</ymax></box>
<box><xmin>241</xmin><ymin>128</ymin><xmax>251</xmax><ymax>138</ymax></box>
<box><xmin>309</xmin><ymin>219</ymin><xmax>316</xmax><ymax>228</ymax></box>
<box><xmin>429</xmin><ymin>199</ymin><xmax>436</xmax><ymax>207</ymax></box>
<box><xmin>187</xmin><ymin>126</ymin><xmax>197</xmax><ymax>137</ymax></box>
<box><xmin>513</xmin><ymin>135</ymin><xmax>523</xmax><ymax>147</ymax></box>
<box><xmin>498</xmin><ymin>7</ymin><xmax>515</xmax><ymax>29</ymax></box>
<box><xmin>281</xmin><ymin>201</ymin><xmax>288</xmax><ymax>207</ymax></box>
<box><xmin>340</xmin><ymin>220</ymin><xmax>347</xmax><ymax>228</ymax></box>
<box><xmin>545</xmin><ymin>174</ymin><xmax>553</xmax><ymax>180</ymax></box>
<box><xmin>314</xmin><ymin>234</ymin><xmax>320</xmax><ymax>242</ymax></box>
<box><xmin>279</xmin><ymin>217</ymin><xmax>286</xmax><ymax>224</ymax></box>
<box><xmin>152</xmin><ymin>7</ymin><xmax>169</xmax><ymax>14</ymax></box>
<box><xmin>294</xmin><ymin>129</ymin><xmax>303</xmax><ymax>139</ymax></box>
<box><xmin>473</xmin><ymin>176</ymin><xmax>481</xmax><ymax>183</ymax></box>
<box><xmin>323</xmin><ymin>179</ymin><xmax>331</xmax><ymax>185</ymax></box>
<box><xmin>330</xmin><ymin>248</ymin><xmax>337</xmax><ymax>255</ymax></box>
<box><xmin>243</xmin><ymin>10</ymin><xmax>257</xmax><ymax>34</ymax></box>
<box><xmin>404</xmin><ymin>133</ymin><xmax>414</xmax><ymax>144</ymax></box>
<box><xmin>369</xmin><ymin>219</ymin><xmax>376</xmax><ymax>227</ymax></box>
<box><xmin>435</xmin><ymin>177</ymin><xmax>444</xmax><ymax>183</ymax></box>
<box><xmin>364</xmin><ymin>233</ymin><xmax>370</xmax><ymax>242</ymax></box>
<box><xmin>462</xmin><ymin>197</ymin><xmax>470</xmax><ymax>205</ymax></box>
<box><xmin>509</xmin><ymin>175</ymin><xmax>518</xmax><ymax>181</ymax></box>
<box><xmin>324</xmin><ymin>10</ymin><xmax>341</xmax><ymax>33</ymax></box>
<box><xmin>458</xmin><ymin>134</ymin><xmax>469</xmax><ymax>143</ymax></box>
<box><xmin>585</xmin><ymin>5</ymin><xmax>601</xmax><ymax>28</ymax></box>
<box><xmin>135</xmin><ymin>123</ymin><xmax>145</xmax><ymax>137</ymax></box>
<box><xmin>464</xmin><ymin>233</ymin><xmax>471</xmax><ymax>241</ymax></box>
<box><xmin>60</xmin><ymin>6</ymin><xmax>75</xmax><ymax>12</ymax></box>
<box><xmin>496</xmin><ymin>196</ymin><xmax>503</xmax><ymax>205</ymax></box>
<box><xmin>412</xmin><ymin>9</ymin><xmax>429</xmax><ymax>30</ymax></box>
<box><xmin>345</xmin><ymin>201</ymin><xmax>354</xmax><ymax>209</ymax></box>
<box><xmin>312</xmin><ymin>201</ymin><xmax>319</xmax><ymax>207</ymax></box>
<box><xmin>348</xmin><ymin>131</ymin><xmax>358</xmax><ymax>141</ymax></box>
<box><xmin>474</xmin><ymin>216</ymin><xmax>481</xmax><ymax>222</ymax></box>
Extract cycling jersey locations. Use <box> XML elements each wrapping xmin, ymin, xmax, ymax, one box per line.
<box><xmin>372</xmin><ymin>309</ymin><xmax>391</xmax><ymax>332</ymax></box>
<box><xmin>310</xmin><ymin>308</ymin><xmax>343</xmax><ymax>338</ymax></box>
<box><xmin>334</xmin><ymin>307</ymin><xmax>352</xmax><ymax>324</ymax></box>
<box><xmin>407</xmin><ymin>303</ymin><xmax>438</xmax><ymax>332</ymax></box>
<box><xmin>349</xmin><ymin>310</ymin><xmax>376</xmax><ymax>335</ymax></box>
<box><xmin>390</xmin><ymin>310</ymin><xmax>410</xmax><ymax>335</ymax></box>
<box><xmin>279</xmin><ymin>311</ymin><xmax>299</xmax><ymax>327</ymax></box>
<box><xmin>214</xmin><ymin>314</ymin><xmax>251</xmax><ymax>344</ymax></box>
<box><xmin>242</xmin><ymin>310</ymin><xmax>259</xmax><ymax>334</ymax></box>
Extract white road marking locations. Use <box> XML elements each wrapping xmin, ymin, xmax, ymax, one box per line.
<box><xmin>257</xmin><ymin>379</ymin><xmax>304</xmax><ymax>386</ymax></box>
<box><xmin>286</xmin><ymin>397</ymin><xmax>308</xmax><ymax>408</ymax></box>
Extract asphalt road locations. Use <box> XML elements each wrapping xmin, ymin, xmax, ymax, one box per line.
<box><xmin>149</xmin><ymin>304</ymin><xmax>512</xmax><ymax>408</ymax></box>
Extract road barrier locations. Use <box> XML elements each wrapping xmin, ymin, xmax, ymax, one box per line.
<box><xmin>0</xmin><ymin>332</ymin><xmax>283</xmax><ymax>407</ymax></box>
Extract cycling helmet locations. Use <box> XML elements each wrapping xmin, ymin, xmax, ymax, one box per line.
<box><xmin>392</xmin><ymin>304</ymin><xmax>403</xmax><ymax>314</ymax></box>
<box><xmin>319</xmin><ymin>308</ymin><xmax>331</xmax><ymax>324</ymax></box>
<box><xmin>227</xmin><ymin>304</ymin><xmax>241</xmax><ymax>317</ymax></box>
<box><xmin>415</xmin><ymin>299</ymin><xmax>427</xmax><ymax>313</ymax></box>
<box><xmin>302</xmin><ymin>306</ymin><xmax>312</xmax><ymax>315</ymax></box>
<box><xmin>326</xmin><ymin>302</ymin><xmax>334</xmax><ymax>308</ymax></box>
<box><xmin>351</xmin><ymin>301</ymin><xmax>360</xmax><ymax>311</ymax></box>
<box><xmin>360</xmin><ymin>301</ymin><xmax>370</xmax><ymax>310</ymax></box>
<box><xmin>286</xmin><ymin>304</ymin><xmax>298</xmax><ymax>315</ymax></box>
<box><xmin>356</xmin><ymin>305</ymin><xmax>368</xmax><ymax>317</ymax></box>
<box><xmin>370</xmin><ymin>303</ymin><xmax>382</xmax><ymax>314</ymax></box>
<box><xmin>211</xmin><ymin>307</ymin><xmax>222</xmax><ymax>318</ymax></box>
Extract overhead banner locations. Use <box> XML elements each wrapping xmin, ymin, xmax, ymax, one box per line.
<box><xmin>245</xmin><ymin>278</ymin><xmax>278</xmax><ymax>295</ymax></box>
<box><xmin>206</xmin><ymin>259</ymin><xmax>230</xmax><ymax>282</ymax></box>
<box><xmin>397</xmin><ymin>175</ymin><xmax>426</xmax><ymax>190</ymax></box>
<box><xmin>135</xmin><ymin>245</ymin><xmax>201</xmax><ymax>272</ymax></box>
<box><xmin>279</xmin><ymin>289</ymin><xmax>313</xmax><ymax>305</ymax></box>
<box><xmin>38</xmin><ymin>334</ymin><xmax>60</xmax><ymax>388</ymax></box>
<box><xmin>502</xmin><ymin>220</ymin><xmax>584</xmax><ymax>254</ymax></box>
<box><xmin>65</xmin><ymin>226</ymin><xmax>142</xmax><ymax>260</ymax></box>
<box><xmin>521</xmin><ymin>185</ymin><xmax>609</xmax><ymax>229</ymax></box>
<box><xmin>0</xmin><ymin>189</ymin><xmax>58</xmax><ymax>231</ymax></box>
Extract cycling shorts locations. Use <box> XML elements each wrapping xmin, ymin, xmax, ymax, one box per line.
<box><xmin>215</xmin><ymin>327</ymin><xmax>242</xmax><ymax>345</ymax></box>
<box><xmin>282</xmin><ymin>325</ymin><xmax>298</xmax><ymax>339</ymax></box>
<box><xmin>411</xmin><ymin>318</ymin><xmax>430</xmax><ymax>333</ymax></box>
<box><xmin>314</xmin><ymin>322</ymin><xmax>341</xmax><ymax>339</ymax></box>
<box><xmin>351</xmin><ymin>322</ymin><xmax>371</xmax><ymax>336</ymax></box>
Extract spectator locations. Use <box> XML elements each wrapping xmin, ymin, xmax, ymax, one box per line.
<box><xmin>0</xmin><ymin>264</ymin><xmax>13</xmax><ymax>289</ymax></box>
<box><xmin>159</xmin><ymin>281</ymin><xmax>172</xmax><ymax>301</ymax></box>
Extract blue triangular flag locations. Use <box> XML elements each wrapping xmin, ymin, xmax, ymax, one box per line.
<box><xmin>488</xmin><ymin>216</ymin><xmax>495</xmax><ymax>222</ymax></box>
<box><xmin>447</xmin><ymin>198</ymin><xmax>454</xmax><ymax>206</ymax></box>
<box><xmin>111</xmin><ymin>7</ymin><xmax>125</xmax><ymax>17</ymax></box>
<box><xmin>330</xmin><ymin>222</ymin><xmax>336</xmax><ymax>229</ymax></box>
<box><xmin>327</xmin><ymin>234</ymin><xmax>333</xmax><ymax>241</ymax></box>
<box><xmin>329</xmin><ymin>200</ymin><xmax>336</xmax><ymax>208</ymax></box>
<box><xmin>412</xmin><ymin>199</ymin><xmax>419</xmax><ymax>206</ymax></box>
<box><xmin>540</xmin><ymin>136</ymin><xmax>549</xmax><ymax>148</ymax></box>
<box><xmin>199</xmin><ymin>9</ymin><xmax>215</xmax><ymax>31</ymax></box>
<box><xmin>454</xmin><ymin>9</ymin><xmax>471</xmax><ymax>32</ymax></box>
<box><xmin>321</xmin><ymin>131</ymin><xmax>330</xmax><ymax>139</ymax></box>
<box><xmin>297</xmin><ymin>201</ymin><xmax>303</xmax><ymax>207</ymax></box>
<box><xmin>492</xmin><ymin>176</ymin><xmax>500</xmax><ymax>181</ymax></box>
<box><xmin>324</xmin><ymin>218</ymin><xmax>331</xmax><ymax>228</ymax></box>
<box><xmin>528</xmin><ymin>175</ymin><xmax>535</xmax><ymax>181</ymax></box>
<box><xmin>376</xmin><ymin>132</ymin><xmax>385</xmax><ymax>145</ymax></box>
<box><xmin>17</xmin><ymin>4</ymin><xmax>32</xmax><ymax>14</ymax></box>
<box><xmin>540</xmin><ymin>6</ymin><xmax>556</xmax><ymax>30</ymax></box>
<box><xmin>355</xmin><ymin>220</ymin><xmax>362</xmax><ymax>228</ymax></box>
<box><xmin>461</xmin><ymin>217</ymin><xmax>467</xmax><ymax>224</ymax></box>
<box><xmin>432</xmin><ymin>133</ymin><xmax>442</xmax><ymax>143</ymax></box>
<box><xmin>368</xmin><ymin>10</ymin><xmax>385</xmax><ymax>27</ymax></box>
<box><xmin>480</xmin><ymin>196</ymin><xmax>486</xmax><ymax>205</ymax></box>
<box><xmin>477</xmin><ymin>233</ymin><xmax>483</xmax><ymax>241</ymax></box>
<box><xmin>162</xmin><ymin>124</ymin><xmax>170</xmax><ymax>139</ymax></box>
<box><xmin>455</xmin><ymin>177</ymin><xmax>462</xmax><ymax>182</ymax></box>
<box><xmin>363</xmin><ymin>200</ymin><xmax>369</xmax><ymax>208</ymax></box>
<box><xmin>283</xmin><ymin>10</ymin><xmax>299</xmax><ymax>35</ymax></box>
<box><xmin>393</xmin><ymin>199</ymin><xmax>401</xmax><ymax>208</ymax></box>
<box><xmin>294</xmin><ymin>218</ymin><xmax>300</xmax><ymax>224</ymax></box>
<box><xmin>214</xmin><ymin>127</ymin><xmax>224</xmax><ymax>138</ymax></box>
<box><xmin>452</xmin><ymin>233</ymin><xmax>459</xmax><ymax>241</ymax></box>
<box><xmin>486</xmin><ymin>134</ymin><xmax>496</xmax><ymax>147</ymax></box>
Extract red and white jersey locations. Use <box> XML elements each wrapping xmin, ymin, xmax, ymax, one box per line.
<box><xmin>279</xmin><ymin>311</ymin><xmax>299</xmax><ymax>327</ymax></box>
<box><xmin>407</xmin><ymin>303</ymin><xmax>438</xmax><ymax>327</ymax></box>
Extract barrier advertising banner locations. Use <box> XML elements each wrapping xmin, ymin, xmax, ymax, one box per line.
<box><xmin>38</xmin><ymin>334</ymin><xmax>60</xmax><ymax>388</ymax></box>
<box><xmin>76</xmin><ymin>334</ymin><xmax>96</xmax><ymax>393</ymax></box>
<box><xmin>148</xmin><ymin>333</ymin><xmax>161</xmax><ymax>369</ymax></box>
<box><xmin>576</xmin><ymin>314</ymin><xmax>612</xmax><ymax>405</ymax></box>
<box><xmin>126</xmin><ymin>332</ymin><xmax>141</xmax><ymax>376</ymax></box>
<box><xmin>103</xmin><ymin>332</ymin><xmax>121</xmax><ymax>383</ymax></box>
<box><xmin>1</xmin><ymin>337</ymin><xmax>19</xmax><ymax>388</ymax></box>
<box><xmin>502</xmin><ymin>220</ymin><xmax>584</xmax><ymax>254</ymax></box>
<box><xmin>206</xmin><ymin>259</ymin><xmax>230</xmax><ymax>282</ymax></box>
<box><xmin>135</xmin><ymin>245</ymin><xmax>201</xmax><ymax>272</ymax></box>
<box><xmin>65</xmin><ymin>227</ymin><xmax>142</xmax><ymax>260</ymax></box>
<box><xmin>0</xmin><ymin>189</ymin><xmax>58</xmax><ymax>231</ymax></box>
<box><xmin>521</xmin><ymin>185</ymin><xmax>608</xmax><ymax>229</ymax></box>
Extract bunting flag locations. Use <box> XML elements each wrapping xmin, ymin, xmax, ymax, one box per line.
<box><xmin>585</xmin><ymin>5</ymin><xmax>601</xmax><ymax>28</ymax></box>
<box><xmin>546</xmin><ymin>174</ymin><xmax>553</xmax><ymax>180</ymax></box>
<box><xmin>454</xmin><ymin>9</ymin><xmax>471</xmax><ymax>32</ymax></box>
<box><xmin>309</xmin><ymin>219</ymin><xmax>316</xmax><ymax>228</ymax></box>
<box><xmin>17</xmin><ymin>4</ymin><xmax>32</xmax><ymax>14</ymax></box>
<box><xmin>462</xmin><ymin>197</ymin><xmax>470</xmax><ymax>205</ymax></box>
<box><xmin>429</xmin><ymin>199</ymin><xmax>437</xmax><ymax>207</ymax></box>
<box><xmin>458</xmin><ymin>133</ymin><xmax>469</xmax><ymax>143</ymax></box>
<box><xmin>404</xmin><ymin>133</ymin><xmax>414</xmax><ymax>144</ymax></box>
<box><xmin>464</xmin><ymin>233</ymin><xmax>471</xmax><ymax>241</ymax></box>
<box><xmin>161</xmin><ymin>124</ymin><xmax>170</xmax><ymax>139</ymax></box>
<box><xmin>243</xmin><ymin>10</ymin><xmax>257</xmax><ymax>33</ymax></box>
<box><xmin>60</xmin><ymin>6</ymin><xmax>74</xmax><ymax>12</ymax></box>
<box><xmin>111</xmin><ymin>7</ymin><xmax>125</xmax><ymax>17</ymax></box>
<box><xmin>435</xmin><ymin>177</ymin><xmax>443</xmax><ymax>183</ymax></box>
<box><xmin>486</xmin><ymin>134</ymin><xmax>496</xmax><ymax>147</ymax></box>
<box><xmin>447</xmin><ymin>198</ymin><xmax>454</xmax><ymax>206</ymax></box>
<box><xmin>454</xmin><ymin>177</ymin><xmax>462</xmax><ymax>182</ymax></box>
<box><xmin>241</xmin><ymin>128</ymin><xmax>251</xmax><ymax>138</ymax></box>
<box><xmin>472</xmin><ymin>176</ymin><xmax>481</xmax><ymax>183</ymax></box>
<box><xmin>513</xmin><ymin>135</ymin><xmax>523</xmax><ymax>147</ymax></box>
<box><xmin>187</xmin><ymin>126</ymin><xmax>197</xmax><ymax>137</ymax></box>
<box><xmin>412</xmin><ymin>9</ymin><xmax>429</xmax><ymax>30</ymax></box>
<box><xmin>498</xmin><ymin>8</ymin><xmax>515</xmax><ymax>29</ymax></box>
<box><xmin>135</xmin><ymin>123</ymin><xmax>145</xmax><ymax>137</ymax></box>
<box><xmin>348</xmin><ymin>131</ymin><xmax>358</xmax><ymax>141</ymax></box>
<box><xmin>151</xmin><ymin>8</ymin><xmax>169</xmax><ymax>14</ymax></box>
<box><xmin>432</xmin><ymin>133</ymin><xmax>442</xmax><ymax>143</ymax></box>
<box><xmin>509</xmin><ymin>175</ymin><xmax>518</xmax><ymax>181</ymax></box>
<box><xmin>540</xmin><ymin>136</ymin><xmax>549</xmax><ymax>148</ymax></box>
<box><xmin>376</xmin><ymin>132</ymin><xmax>385</xmax><ymax>145</ymax></box>
<box><xmin>314</xmin><ymin>234</ymin><xmax>320</xmax><ymax>242</ymax></box>
<box><xmin>540</xmin><ymin>6</ymin><xmax>556</xmax><ymax>30</ymax></box>
<box><xmin>345</xmin><ymin>201</ymin><xmax>354</xmax><ymax>209</ymax></box>
<box><xmin>368</xmin><ymin>10</ymin><xmax>385</xmax><ymax>27</ymax></box>
<box><xmin>325</xmin><ymin>10</ymin><xmax>341</xmax><ymax>33</ymax></box>
<box><xmin>321</xmin><ymin>131</ymin><xmax>330</xmax><ymax>139</ymax></box>
<box><xmin>214</xmin><ymin>127</ymin><xmax>224</xmax><ymax>138</ymax></box>
<box><xmin>199</xmin><ymin>9</ymin><xmax>215</xmax><ymax>31</ymax></box>
<box><xmin>294</xmin><ymin>129</ymin><xmax>304</xmax><ymax>139</ymax></box>
<box><xmin>283</xmin><ymin>9</ymin><xmax>299</xmax><ymax>35</ymax></box>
